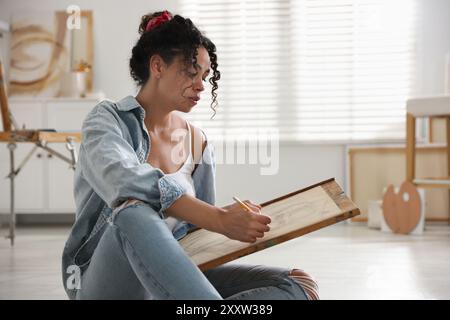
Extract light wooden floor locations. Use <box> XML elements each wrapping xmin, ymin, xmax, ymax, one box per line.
<box><xmin>1</xmin><ymin>222</ymin><xmax>449</xmax><ymax>300</ymax></box>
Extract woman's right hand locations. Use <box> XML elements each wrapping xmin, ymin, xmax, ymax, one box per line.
<box><xmin>218</xmin><ymin>205</ymin><xmax>272</xmax><ymax>243</ymax></box>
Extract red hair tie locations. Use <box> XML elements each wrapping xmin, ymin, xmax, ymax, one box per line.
<box><xmin>145</xmin><ymin>11</ymin><xmax>172</xmax><ymax>32</ymax></box>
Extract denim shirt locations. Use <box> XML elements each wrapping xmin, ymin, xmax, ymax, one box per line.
<box><xmin>61</xmin><ymin>95</ymin><xmax>216</xmax><ymax>299</ymax></box>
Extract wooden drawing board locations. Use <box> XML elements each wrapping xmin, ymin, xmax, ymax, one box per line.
<box><xmin>179</xmin><ymin>178</ymin><xmax>360</xmax><ymax>271</ymax></box>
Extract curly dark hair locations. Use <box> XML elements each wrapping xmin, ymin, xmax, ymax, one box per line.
<box><xmin>129</xmin><ymin>11</ymin><xmax>220</xmax><ymax>118</ymax></box>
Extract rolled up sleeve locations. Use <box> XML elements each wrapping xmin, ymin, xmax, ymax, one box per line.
<box><xmin>79</xmin><ymin>104</ymin><xmax>187</xmax><ymax>219</ymax></box>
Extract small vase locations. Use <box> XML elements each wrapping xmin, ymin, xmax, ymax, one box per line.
<box><xmin>59</xmin><ymin>71</ymin><xmax>88</xmax><ymax>98</ymax></box>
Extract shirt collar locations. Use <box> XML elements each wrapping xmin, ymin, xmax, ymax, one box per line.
<box><xmin>116</xmin><ymin>95</ymin><xmax>143</xmax><ymax>112</ymax></box>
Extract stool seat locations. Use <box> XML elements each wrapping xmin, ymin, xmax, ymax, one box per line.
<box><xmin>407</xmin><ymin>95</ymin><xmax>450</xmax><ymax>117</ymax></box>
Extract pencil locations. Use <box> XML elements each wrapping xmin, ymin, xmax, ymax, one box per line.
<box><xmin>232</xmin><ymin>196</ymin><xmax>253</xmax><ymax>212</ymax></box>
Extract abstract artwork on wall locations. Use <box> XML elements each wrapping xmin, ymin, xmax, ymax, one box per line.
<box><xmin>9</xmin><ymin>11</ymin><xmax>71</xmax><ymax>97</ymax></box>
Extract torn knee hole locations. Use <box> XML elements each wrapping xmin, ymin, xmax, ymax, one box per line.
<box><xmin>121</xmin><ymin>199</ymin><xmax>143</xmax><ymax>207</ymax></box>
<box><xmin>288</xmin><ymin>268</ymin><xmax>320</xmax><ymax>300</ymax></box>
<box><xmin>289</xmin><ymin>269</ymin><xmax>312</xmax><ymax>277</ymax></box>
<box><xmin>112</xmin><ymin>199</ymin><xmax>145</xmax><ymax>218</ymax></box>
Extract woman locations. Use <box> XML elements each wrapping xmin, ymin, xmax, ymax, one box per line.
<box><xmin>62</xmin><ymin>11</ymin><xmax>319</xmax><ymax>300</ymax></box>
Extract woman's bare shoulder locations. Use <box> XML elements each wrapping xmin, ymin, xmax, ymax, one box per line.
<box><xmin>171</xmin><ymin>113</ymin><xmax>207</xmax><ymax>158</ymax></box>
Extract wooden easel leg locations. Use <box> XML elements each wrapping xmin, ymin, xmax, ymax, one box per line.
<box><xmin>406</xmin><ymin>113</ymin><xmax>416</xmax><ymax>183</ymax></box>
<box><xmin>7</xmin><ymin>142</ymin><xmax>16</xmax><ymax>246</ymax></box>
<box><xmin>66</xmin><ymin>137</ymin><xmax>77</xmax><ymax>170</ymax></box>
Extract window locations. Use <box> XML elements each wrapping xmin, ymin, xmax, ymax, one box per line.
<box><xmin>180</xmin><ymin>0</ymin><xmax>418</xmax><ymax>142</ymax></box>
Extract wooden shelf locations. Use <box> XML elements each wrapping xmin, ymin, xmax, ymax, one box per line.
<box><xmin>414</xmin><ymin>177</ymin><xmax>450</xmax><ymax>188</ymax></box>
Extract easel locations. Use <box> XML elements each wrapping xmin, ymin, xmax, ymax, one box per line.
<box><xmin>0</xmin><ymin>60</ymin><xmax>81</xmax><ymax>245</ymax></box>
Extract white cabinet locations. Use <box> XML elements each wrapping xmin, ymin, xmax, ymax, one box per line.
<box><xmin>0</xmin><ymin>102</ymin><xmax>45</xmax><ymax>211</ymax></box>
<box><xmin>0</xmin><ymin>97</ymin><xmax>103</xmax><ymax>214</ymax></box>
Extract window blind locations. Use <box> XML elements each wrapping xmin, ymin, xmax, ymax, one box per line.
<box><xmin>180</xmin><ymin>0</ymin><xmax>418</xmax><ymax>142</ymax></box>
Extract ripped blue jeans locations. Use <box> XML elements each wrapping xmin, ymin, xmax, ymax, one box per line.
<box><xmin>75</xmin><ymin>201</ymin><xmax>315</xmax><ymax>300</ymax></box>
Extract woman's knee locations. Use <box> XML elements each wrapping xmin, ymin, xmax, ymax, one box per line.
<box><xmin>287</xmin><ymin>268</ymin><xmax>319</xmax><ymax>300</ymax></box>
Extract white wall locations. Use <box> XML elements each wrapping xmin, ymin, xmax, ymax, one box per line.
<box><xmin>417</xmin><ymin>0</ymin><xmax>450</xmax><ymax>96</ymax></box>
<box><xmin>0</xmin><ymin>0</ymin><xmax>449</xmax><ymax>209</ymax></box>
<box><xmin>0</xmin><ymin>0</ymin><xmax>182</xmax><ymax>101</ymax></box>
